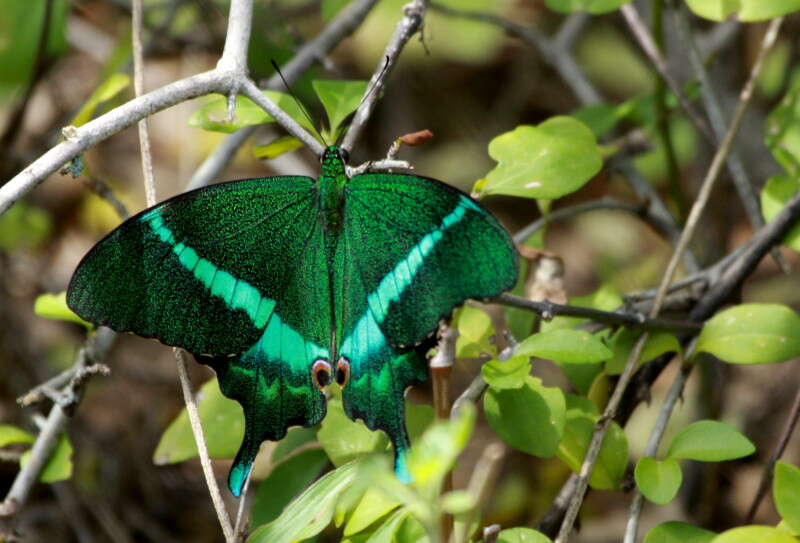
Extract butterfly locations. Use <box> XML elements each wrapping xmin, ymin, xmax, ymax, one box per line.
<box><xmin>66</xmin><ymin>145</ymin><xmax>518</xmax><ymax>496</ymax></box>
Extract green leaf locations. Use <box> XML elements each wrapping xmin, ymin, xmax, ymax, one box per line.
<box><xmin>766</xmin><ymin>75</ymin><xmax>800</xmax><ymax>177</ymax></box>
<box><xmin>365</xmin><ymin>507</ymin><xmax>412</xmax><ymax>543</ymax></box>
<box><xmin>71</xmin><ymin>73</ymin><xmax>131</xmax><ymax>127</ymax></box>
<box><xmin>517</xmin><ymin>329</ymin><xmax>612</xmax><ymax>364</ymax></box>
<box><xmin>482</xmin><ymin>356</ymin><xmax>531</xmax><ymax>390</ymax></box>
<box><xmin>455</xmin><ymin>305</ymin><xmax>496</xmax><ymax>358</ymax></box>
<box><xmin>545</xmin><ymin>0</ymin><xmax>631</xmax><ymax>14</ymax></box>
<box><xmin>344</xmin><ymin>487</ymin><xmax>401</xmax><ymax>536</ymax></box>
<box><xmin>685</xmin><ymin>0</ymin><xmax>800</xmax><ymax>22</ymax></box>
<box><xmin>0</xmin><ymin>201</ymin><xmax>53</xmax><ymax>251</ymax></box>
<box><xmin>497</xmin><ymin>527</ymin><xmax>554</xmax><ymax>542</ymax></box>
<box><xmin>189</xmin><ymin>91</ymin><xmax>315</xmax><ymax>135</ymax></box>
<box><xmin>606</xmin><ymin>329</ymin><xmax>680</xmax><ymax>375</ymax></box>
<box><xmin>696</xmin><ymin>304</ymin><xmax>800</xmax><ymax>364</ymax></box>
<box><xmin>272</xmin><ymin>427</ymin><xmax>318</xmax><ymax>464</ymax></box>
<box><xmin>667</xmin><ymin>420</ymin><xmax>755</xmax><ymax>462</ymax></box>
<box><xmin>484</xmin><ymin>376</ymin><xmax>565</xmax><ymax>458</ymax></box>
<box><xmin>558</xmin><ymin>412</ymin><xmax>628</xmax><ymax>490</ymax></box>
<box><xmin>153</xmin><ymin>377</ymin><xmax>244</xmax><ymax>464</ymax></box>
<box><xmin>253</xmin><ymin>136</ymin><xmax>304</xmax><ymax>160</ymax></box>
<box><xmin>247</xmin><ymin>459</ymin><xmax>374</xmax><ymax>543</ymax></box>
<box><xmin>477</xmin><ymin>117</ymin><xmax>603</xmax><ymax>200</ymax></box>
<box><xmin>318</xmin><ymin>396</ymin><xmax>389</xmax><ymax>467</ymax></box>
<box><xmin>313</xmin><ymin>80</ymin><xmax>368</xmax><ymax>137</ymax></box>
<box><xmin>643</xmin><ymin>522</ymin><xmax>717</xmax><ymax>543</ymax></box>
<box><xmin>441</xmin><ymin>490</ymin><xmax>477</xmax><ymax>515</ymax></box>
<box><xmin>20</xmin><ymin>433</ymin><xmax>73</xmax><ymax>483</ymax></box>
<box><xmin>762</xmin><ymin>176</ymin><xmax>800</xmax><ymax>251</ymax></box>
<box><xmin>408</xmin><ymin>403</ymin><xmax>475</xmax><ymax>496</ymax></box>
<box><xmin>34</xmin><ymin>292</ymin><xmax>92</xmax><ymax>329</ymax></box>
<box><xmin>775</xmin><ymin>461</ymin><xmax>800</xmax><ymax>533</ymax></box>
<box><xmin>710</xmin><ymin>526</ymin><xmax>798</xmax><ymax>543</ymax></box>
<box><xmin>634</xmin><ymin>457</ymin><xmax>683</xmax><ymax>505</ymax></box>
<box><xmin>0</xmin><ymin>425</ymin><xmax>34</xmax><ymax>447</ymax></box>
<box><xmin>251</xmin><ymin>449</ymin><xmax>329</xmax><ymax>528</ymax></box>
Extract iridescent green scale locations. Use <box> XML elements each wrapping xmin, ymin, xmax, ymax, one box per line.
<box><xmin>67</xmin><ymin>146</ymin><xmax>518</xmax><ymax>496</ymax></box>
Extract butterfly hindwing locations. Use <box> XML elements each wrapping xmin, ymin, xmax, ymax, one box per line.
<box><xmin>336</xmin><ymin>172</ymin><xmax>518</xmax><ymax>473</ymax></box>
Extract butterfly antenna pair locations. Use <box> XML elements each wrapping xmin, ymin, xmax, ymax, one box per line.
<box><xmin>270</xmin><ymin>59</ymin><xmax>329</xmax><ymax>148</ymax></box>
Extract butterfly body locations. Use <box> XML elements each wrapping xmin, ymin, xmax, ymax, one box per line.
<box><xmin>68</xmin><ymin>145</ymin><xmax>518</xmax><ymax>495</ymax></box>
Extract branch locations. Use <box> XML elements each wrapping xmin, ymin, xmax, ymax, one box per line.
<box><xmin>555</xmin><ymin>16</ymin><xmax>785</xmax><ymax>543</ymax></box>
<box><xmin>496</xmin><ymin>294</ymin><xmax>701</xmax><ymax>334</ymax></box>
<box><xmin>187</xmin><ymin>0</ymin><xmax>380</xmax><ymax>190</ymax></box>
<box><xmin>340</xmin><ymin>0</ymin><xmax>430</xmax><ymax>153</ymax></box>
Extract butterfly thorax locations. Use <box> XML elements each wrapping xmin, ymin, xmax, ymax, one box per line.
<box><xmin>318</xmin><ymin>146</ymin><xmax>348</xmax><ymax>232</ymax></box>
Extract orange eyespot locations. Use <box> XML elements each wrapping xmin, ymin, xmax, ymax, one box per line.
<box><xmin>312</xmin><ymin>359</ymin><xmax>332</xmax><ymax>389</ymax></box>
<box><xmin>336</xmin><ymin>357</ymin><xmax>351</xmax><ymax>387</ymax></box>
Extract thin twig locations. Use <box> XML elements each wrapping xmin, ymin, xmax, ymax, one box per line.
<box><xmin>134</xmin><ymin>1</ymin><xmax>233</xmax><ymax>539</ymax></box>
<box><xmin>555</xmin><ymin>16</ymin><xmax>784</xmax><ymax>543</ymax></box>
<box><xmin>340</xmin><ymin>0</ymin><xmax>430</xmax><ymax>153</ymax></box>
<box><xmin>623</xmin><ymin>341</ymin><xmax>695</xmax><ymax>543</ymax></box>
<box><xmin>744</xmin><ymin>384</ymin><xmax>800</xmax><ymax>522</ymax></box>
<box><xmin>619</xmin><ymin>3</ymin><xmax>712</xmax><ymax>141</ymax></box>
<box><xmin>672</xmin><ymin>6</ymin><xmax>789</xmax><ymax>273</ymax></box>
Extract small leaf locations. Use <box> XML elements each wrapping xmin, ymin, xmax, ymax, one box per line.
<box><xmin>0</xmin><ymin>425</ymin><xmax>34</xmax><ymax>447</ymax></box>
<box><xmin>34</xmin><ymin>292</ymin><xmax>92</xmax><ymax>329</ymax></box>
<box><xmin>558</xmin><ymin>412</ymin><xmax>628</xmax><ymax>490</ymax></box>
<box><xmin>71</xmin><ymin>73</ymin><xmax>131</xmax><ymax>127</ymax></box>
<box><xmin>247</xmin><ymin>459</ymin><xmax>375</xmax><ymax>543</ymax></box>
<box><xmin>696</xmin><ymin>304</ymin><xmax>800</xmax><ymax>364</ymax></box>
<box><xmin>441</xmin><ymin>490</ymin><xmax>477</xmax><ymax>515</ymax></box>
<box><xmin>482</xmin><ymin>356</ymin><xmax>531</xmax><ymax>390</ymax></box>
<box><xmin>477</xmin><ymin>117</ymin><xmax>603</xmax><ymax>200</ymax></box>
<box><xmin>312</xmin><ymin>80</ymin><xmax>368</xmax><ymax>137</ymax></box>
<box><xmin>497</xmin><ymin>527</ymin><xmax>554</xmax><ymax>542</ymax></box>
<box><xmin>667</xmin><ymin>421</ymin><xmax>755</xmax><ymax>462</ymax></box>
<box><xmin>189</xmin><ymin>91</ymin><xmax>315</xmax><ymax>135</ymax></box>
<box><xmin>766</xmin><ymin>76</ymin><xmax>800</xmax><ymax>177</ymax></box>
<box><xmin>253</xmin><ymin>136</ymin><xmax>304</xmax><ymax>160</ymax></box>
<box><xmin>20</xmin><ymin>433</ymin><xmax>73</xmax><ymax>483</ymax></box>
<box><xmin>517</xmin><ymin>329</ymin><xmax>612</xmax><ymax>364</ymax></box>
<box><xmin>484</xmin><ymin>376</ymin><xmax>565</xmax><ymax>458</ymax></box>
<box><xmin>154</xmin><ymin>377</ymin><xmax>244</xmax><ymax>464</ymax></box>
<box><xmin>455</xmin><ymin>305</ymin><xmax>496</xmax><ymax>358</ymax></box>
<box><xmin>635</xmin><ymin>457</ymin><xmax>682</xmax><ymax>505</ymax></box>
<box><xmin>606</xmin><ymin>329</ymin><xmax>680</xmax><ymax>375</ymax></box>
<box><xmin>344</xmin><ymin>486</ymin><xmax>401</xmax><ymax>536</ymax></box>
<box><xmin>545</xmin><ymin>0</ymin><xmax>631</xmax><ymax>15</ymax></box>
<box><xmin>318</xmin><ymin>396</ymin><xmax>388</xmax><ymax>467</ymax></box>
<box><xmin>709</xmin><ymin>526</ymin><xmax>798</xmax><ymax>543</ymax></box>
<box><xmin>685</xmin><ymin>0</ymin><xmax>800</xmax><ymax>22</ymax></box>
<box><xmin>774</xmin><ymin>460</ymin><xmax>800</xmax><ymax>534</ymax></box>
<box><xmin>761</xmin><ymin>176</ymin><xmax>800</xmax><ymax>251</ymax></box>
<box><xmin>251</xmin><ymin>449</ymin><xmax>329</xmax><ymax>527</ymax></box>
<box><xmin>643</xmin><ymin>522</ymin><xmax>716</xmax><ymax>543</ymax></box>
<box><xmin>408</xmin><ymin>403</ymin><xmax>475</xmax><ymax>496</ymax></box>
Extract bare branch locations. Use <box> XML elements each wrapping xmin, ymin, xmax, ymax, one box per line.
<box><xmin>341</xmin><ymin>0</ymin><xmax>430</xmax><ymax>152</ymax></box>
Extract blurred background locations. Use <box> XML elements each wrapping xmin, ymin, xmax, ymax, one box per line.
<box><xmin>1</xmin><ymin>0</ymin><xmax>799</xmax><ymax>541</ymax></box>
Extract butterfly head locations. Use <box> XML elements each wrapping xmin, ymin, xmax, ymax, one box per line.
<box><xmin>321</xmin><ymin>145</ymin><xmax>349</xmax><ymax>177</ymax></box>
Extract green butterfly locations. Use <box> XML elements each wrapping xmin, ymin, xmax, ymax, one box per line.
<box><xmin>67</xmin><ymin>145</ymin><xmax>518</xmax><ymax>496</ymax></box>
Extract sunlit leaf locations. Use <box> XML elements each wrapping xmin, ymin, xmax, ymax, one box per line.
<box><xmin>774</xmin><ymin>461</ymin><xmax>800</xmax><ymax>534</ymax></box>
<box><xmin>482</xmin><ymin>356</ymin><xmax>531</xmax><ymax>390</ymax></box>
<box><xmin>476</xmin><ymin>117</ymin><xmax>602</xmax><ymax>200</ymax></box>
<box><xmin>635</xmin><ymin>457</ymin><xmax>682</xmax><ymax>505</ymax></box>
<box><xmin>34</xmin><ymin>292</ymin><xmax>92</xmax><ymax>329</ymax></box>
<box><xmin>517</xmin><ymin>329</ymin><xmax>612</xmax><ymax>364</ymax></box>
<box><xmin>313</xmin><ymin>79</ymin><xmax>368</xmax><ymax>137</ymax></box>
<box><xmin>558</xmin><ymin>412</ymin><xmax>628</xmax><ymax>490</ymax></box>
<box><xmin>497</xmin><ymin>527</ymin><xmax>554</xmax><ymax>542</ymax></box>
<box><xmin>761</xmin><ymin>175</ymin><xmax>800</xmax><ymax>251</ymax></box>
<box><xmin>667</xmin><ymin>420</ymin><xmax>755</xmax><ymax>462</ymax></box>
<box><xmin>643</xmin><ymin>522</ymin><xmax>716</xmax><ymax>543</ymax></box>
<box><xmin>20</xmin><ymin>433</ymin><xmax>73</xmax><ymax>483</ymax></box>
<box><xmin>685</xmin><ymin>0</ymin><xmax>800</xmax><ymax>22</ymax></box>
<box><xmin>709</xmin><ymin>526</ymin><xmax>797</xmax><ymax>543</ymax></box>
<box><xmin>546</xmin><ymin>0</ymin><xmax>631</xmax><ymax>14</ymax></box>
<box><xmin>696</xmin><ymin>304</ymin><xmax>800</xmax><ymax>364</ymax></box>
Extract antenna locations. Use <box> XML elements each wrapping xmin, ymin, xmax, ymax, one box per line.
<box><xmin>356</xmin><ymin>56</ymin><xmax>390</xmax><ymax>113</ymax></box>
<box><xmin>270</xmin><ymin>59</ymin><xmax>327</xmax><ymax>147</ymax></box>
